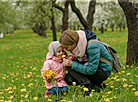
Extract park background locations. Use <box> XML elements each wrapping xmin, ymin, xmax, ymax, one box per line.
<box><xmin>0</xmin><ymin>0</ymin><xmax>138</xmax><ymax>102</ymax></box>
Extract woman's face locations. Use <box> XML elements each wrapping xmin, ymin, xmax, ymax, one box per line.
<box><xmin>61</xmin><ymin>43</ymin><xmax>76</xmax><ymax>52</ymax></box>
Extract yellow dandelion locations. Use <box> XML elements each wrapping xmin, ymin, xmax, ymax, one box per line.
<box><xmin>21</xmin><ymin>84</ymin><xmax>25</xmax><ymax>86</ymax></box>
<box><xmin>62</xmin><ymin>55</ymin><xmax>66</xmax><ymax>58</ymax></box>
<box><xmin>104</xmin><ymin>98</ymin><xmax>110</xmax><ymax>102</ymax></box>
<box><xmin>27</xmin><ymin>74</ymin><xmax>31</xmax><ymax>78</ymax></box>
<box><xmin>10</xmin><ymin>96</ymin><xmax>14</xmax><ymax>99</ymax></box>
<box><xmin>110</xmin><ymin>86</ymin><xmax>114</xmax><ymax>88</ymax></box>
<box><xmin>29</xmin><ymin>83</ymin><xmax>33</xmax><ymax>86</ymax></box>
<box><xmin>132</xmin><ymin>88</ymin><xmax>136</xmax><ymax>91</ymax></box>
<box><xmin>48</xmin><ymin>99</ymin><xmax>52</xmax><ymax>101</ymax></box>
<box><xmin>83</xmin><ymin>87</ymin><xmax>89</xmax><ymax>91</ymax></box>
<box><xmin>134</xmin><ymin>91</ymin><xmax>138</xmax><ymax>96</ymax></box>
<box><xmin>116</xmin><ymin>79</ymin><xmax>120</xmax><ymax>82</ymax></box>
<box><xmin>8</xmin><ymin>91</ymin><xmax>13</xmax><ymax>94</ymax></box>
<box><xmin>107</xmin><ymin>91</ymin><xmax>112</xmax><ymax>94</ymax></box>
<box><xmin>115</xmin><ymin>88</ymin><xmax>118</xmax><ymax>90</ymax></box>
<box><xmin>33</xmin><ymin>97</ymin><xmax>38</xmax><ymax>101</ymax></box>
<box><xmin>8</xmin><ymin>87</ymin><xmax>12</xmax><ymax>90</ymax></box>
<box><xmin>45</xmin><ymin>95</ymin><xmax>48</xmax><ymax>99</ymax></box>
<box><xmin>2</xmin><ymin>77</ymin><xmax>6</xmax><ymax>80</ymax></box>
<box><xmin>61</xmin><ymin>100</ymin><xmax>66</xmax><ymax>102</ymax></box>
<box><xmin>92</xmin><ymin>89</ymin><xmax>95</xmax><ymax>92</ymax></box>
<box><xmin>47</xmin><ymin>75</ymin><xmax>51</xmax><ymax>79</ymax></box>
<box><xmin>21</xmin><ymin>95</ymin><xmax>24</xmax><ymax>97</ymax></box>
<box><xmin>0</xmin><ymin>100</ymin><xmax>4</xmax><ymax>102</ymax></box>
<box><xmin>127</xmin><ymin>73</ymin><xmax>131</xmax><ymax>76</ymax></box>
<box><xmin>25</xmin><ymin>94</ymin><xmax>28</xmax><ymax>98</ymax></box>
<box><xmin>122</xmin><ymin>78</ymin><xmax>127</xmax><ymax>82</ymax></box>
<box><xmin>0</xmin><ymin>92</ymin><xmax>3</xmax><ymax>94</ymax></box>
<box><xmin>21</xmin><ymin>89</ymin><xmax>26</xmax><ymax>92</ymax></box>
<box><xmin>113</xmin><ymin>96</ymin><xmax>116</xmax><ymax>98</ymax></box>
<box><xmin>123</xmin><ymin>84</ymin><xmax>128</xmax><ymax>88</ymax></box>
<box><xmin>129</xmin><ymin>85</ymin><xmax>133</xmax><ymax>87</ymax></box>
<box><xmin>32</xmin><ymin>67</ymin><xmax>36</xmax><ymax>70</ymax></box>
<box><xmin>20</xmin><ymin>100</ymin><xmax>23</xmax><ymax>102</ymax></box>
<box><xmin>121</xmin><ymin>71</ymin><xmax>125</xmax><ymax>73</ymax></box>
<box><xmin>13</xmin><ymin>86</ymin><xmax>16</xmax><ymax>89</ymax></box>
<box><xmin>126</xmin><ymin>65</ymin><xmax>129</xmax><ymax>67</ymax></box>
<box><xmin>106</xmin><ymin>84</ymin><xmax>109</xmax><ymax>86</ymax></box>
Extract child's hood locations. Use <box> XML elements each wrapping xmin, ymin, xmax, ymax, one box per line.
<box><xmin>46</xmin><ymin>52</ymin><xmax>62</xmax><ymax>63</ymax></box>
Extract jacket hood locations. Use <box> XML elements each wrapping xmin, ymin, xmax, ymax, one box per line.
<box><xmin>84</xmin><ymin>30</ymin><xmax>97</xmax><ymax>41</ymax></box>
<box><xmin>46</xmin><ymin>52</ymin><xmax>63</xmax><ymax>63</ymax></box>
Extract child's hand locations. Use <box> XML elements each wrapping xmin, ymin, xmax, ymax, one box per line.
<box><xmin>67</xmin><ymin>54</ymin><xmax>75</xmax><ymax>60</ymax></box>
<box><xmin>68</xmin><ymin>56</ymin><xmax>73</xmax><ymax>60</ymax></box>
<box><xmin>47</xmin><ymin>79</ymin><xmax>51</xmax><ymax>83</ymax></box>
<box><xmin>63</xmin><ymin>58</ymin><xmax>73</xmax><ymax>67</ymax></box>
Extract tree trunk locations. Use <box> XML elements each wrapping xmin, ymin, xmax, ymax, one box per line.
<box><xmin>53</xmin><ymin>0</ymin><xmax>69</xmax><ymax>32</ymax></box>
<box><xmin>119</xmin><ymin>22</ymin><xmax>122</xmax><ymax>31</ymax></box>
<box><xmin>87</xmin><ymin>0</ymin><xmax>96</xmax><ymax>31</ymax></box>
<box><xmin>118</xmin><ymin>0</ymin><xmax>138</xmax><ymax>66</ymax></box>
<box><xmin>32</xmin><ymin>23</ymin><xmax>39</xmax><ymax>34</ymax></box>
<box><xmin>123</xmin><ymin>22</ymin><xmax>126</xmax><ymax>30</ymax></box>
<box><xmin>111</xmin><ymin>24</ymin><xmax>114</xmax><ymax>31</ymax></box>
<box><xmin>51</xmin><ymin>2</ymin><xmax>57</xmax><ymax>41</ymax></box>
<box><xmin>62</xmin><ymin>1</ymin><xmax>69</xmax><ymax>32</ymax></box>
<box><xmin>101</xmin><ymin>23</ymin><xmax>104</xmax><ymax>33</ymax></box>
<box><xmin>70</xmin><ymin>0</ymin><xmax>90</xmax><ymax>30</ymax></box>
<box><xmin>38</xmin><ymin>22</ymin><xmax>47</xmax><ymax>38</ymax></box>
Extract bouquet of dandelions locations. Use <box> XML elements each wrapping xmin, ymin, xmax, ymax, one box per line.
<box><xmin>43</xmin><ymin>69</ymin><xmax>57</xmax><ymax>84</ymax></box>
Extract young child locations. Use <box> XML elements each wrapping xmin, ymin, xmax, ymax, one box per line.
<box><xmin>41</xmin><ymin>41</ymin><xmax>68</xmax><ymax>98</ymax></box>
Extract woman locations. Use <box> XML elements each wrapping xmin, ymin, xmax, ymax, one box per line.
<box><xmin>59</xmin><ymin>30</ymin><xmax>113</xmax><ymax>96</ymax></box>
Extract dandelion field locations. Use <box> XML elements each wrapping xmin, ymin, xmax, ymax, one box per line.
<box><xmin>0</xmin><ymin>29</ymin><xmax>138</xmax><ymax>102</ymax></box>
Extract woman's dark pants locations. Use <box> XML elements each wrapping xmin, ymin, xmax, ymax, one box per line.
<box><xmin>64</xmin><ymin>66</ymin><xmax>111</xmax><ymax>90</ymax></box>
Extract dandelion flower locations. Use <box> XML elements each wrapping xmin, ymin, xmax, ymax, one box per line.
<box><xmin>104</xmin><ymin>98</ymin><xmax>110</xmax><ymax>102</ymax></box>
<box><xmin>20</xmin><ymin>100</ymin><xmax>23</xmax><ymax>102</ymax></box>
<box><xmin>62</xmin><ymin>55</ymin><xmax>66</xmax><ymax>58</ymax></box>
<box><xmin>21</xmin><ymin>89</ymin><xmax>26</xmax><ymax>92</ymax></box>
<box><xmin>33</xmin><ymin>97</ymin><xmax>38</xmax><ymax>101</ymax></box>
<box><xmin>129</xmin><ymin>85</ymin><xmax>133</xmax><ymax>87</ymax></box>
<box><xmin>83</xmin><ymin>88</ymin><xmax>89</xmax><ymax>91</ymax></box>
<box><xmin>24</xmin><ymin>94</ymin><xmax>28</xmax><ymax>98</ymax></box>
<box><xmin>10</xmin><ymin>96</ymin><xmax>14</xmax><ymax>99</ymax></box>
<box><xmin>48</xmin><ymin>99</ymin><xmax>52</xmax><ymax>101</ymax></box>
<box><xmin>132</xmin><ymin>88</ymin><xmax>136</xmax><ymax>91</ymax></box>
<box><xmin>21</xmin><ymin>95</ymin><xmax>24</xmax><ymax>97</ymax></box>
<box><xmin>127</xmin><ymin>73</ymin><xmax>130</xmax><ymax>76</ymax></box>
<box><xmin>134</xmin><ymin>91</ymin><xmax>138</xmax><ymax>96</ymax></box>
<box><xmin>0</xmin><ymin>92</ymin><xmax>3</xmax><ymax>94</ymax></box>
<box><xmin>121</xmin><ymin>71</ymin><xmax>125</xmax><ymax>73</ymax></box>
<box><xmin>8</xmin><ymin>91</ymin><xmax>13</xmax><ymax>94</ymax></box>
<box><xmin>110</xmin><ymin>86</ymin><xmax>114</xmax><ymax>88</ymax></box>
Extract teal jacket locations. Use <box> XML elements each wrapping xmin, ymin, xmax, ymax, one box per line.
<box><xmin>71</xmin><ymin>31</ymin><xmax>113</xmax><ymax>75</ymax></box>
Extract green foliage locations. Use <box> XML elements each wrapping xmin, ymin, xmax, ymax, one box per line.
<box><xmin>0</xmin><ymin>29</ymin><xmax>138</xmax><ymax>102</ymax></box>
<box><xmin>19</xmin><ymin>0</ymin><xmax>52</xmax><ymax>29</ymax></box>
<box><xmin>0</xmin><ymin>1</ymin><xmax>21</xmax><ymax>32</ymax></box>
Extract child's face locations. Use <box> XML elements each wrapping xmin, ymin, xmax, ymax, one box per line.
<box><xmin>56</xmin><ymin>46</ymin><xmax>65</xmax><ymax>59</ymax></box>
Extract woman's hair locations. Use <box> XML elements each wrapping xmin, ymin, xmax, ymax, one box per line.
<box><xmin>59</xmin><ymin>30</ymin><xmax>79</xmax><ymax>46</ymax></box>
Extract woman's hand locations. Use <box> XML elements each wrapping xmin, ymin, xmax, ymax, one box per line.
<box><xmin>63</xmin><ymin>58</ymin><xmax>73</xmax><ymax>67</ymax></box>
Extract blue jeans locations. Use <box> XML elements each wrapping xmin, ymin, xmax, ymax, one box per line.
<box><xmin>48</xmin><ymin>86</ymin><xmax>68</xmax><ymax>94</ymax></box>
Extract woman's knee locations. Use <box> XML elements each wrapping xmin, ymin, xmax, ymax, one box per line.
<box><xmin>64</xmin><ymin>73</ymin><xmax>79</xmax><ymax>85</ymax></box>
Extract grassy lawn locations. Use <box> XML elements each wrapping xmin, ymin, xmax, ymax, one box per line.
<box><xmin>0</xmin><ymin>29</ymin><xmax>138</xmax><ymax>102</ymax></box>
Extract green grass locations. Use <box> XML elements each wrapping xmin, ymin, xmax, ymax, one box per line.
<box><xmin>0</xmin><ymin>29</ymin><xmax>138</xmax><ymax>102</ymax></box>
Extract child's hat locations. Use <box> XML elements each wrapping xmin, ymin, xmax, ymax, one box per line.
<box><xmin>48</xmin><ymin>41</ymin><xmax>61</xmax><ymax>56</ymax></box>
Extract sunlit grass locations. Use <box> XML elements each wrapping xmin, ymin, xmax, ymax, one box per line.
<box><xmin>0</xmin><ymin>29</ymin><xmax>138</xmax><ymax>102</ymax></box>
